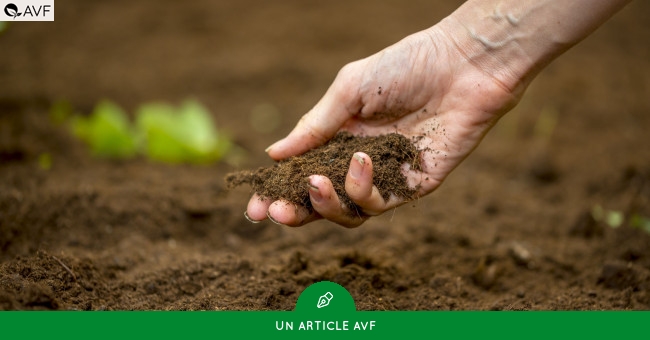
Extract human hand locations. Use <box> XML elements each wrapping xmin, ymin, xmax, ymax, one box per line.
<box><xmin>246</xmin><ymin>25</ymin><xmax>522</xmax><ymax>228</ymax></box>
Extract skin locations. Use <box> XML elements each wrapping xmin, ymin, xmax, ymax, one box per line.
<box><xmin>246</xmin><ymin>0</ymin><xmax>631</xmax><ymax>228</ymax></box>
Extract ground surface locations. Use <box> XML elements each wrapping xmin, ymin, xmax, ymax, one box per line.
<box><xmin>1</xmin><ymin>0</ymin><xmax>650</xmax><ymax>310</ymax></box>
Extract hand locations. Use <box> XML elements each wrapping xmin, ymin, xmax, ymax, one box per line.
<box><xmin>246</xmin><ymin>26</ymin><xmax>522</xmax><ymax>228</ymax></box>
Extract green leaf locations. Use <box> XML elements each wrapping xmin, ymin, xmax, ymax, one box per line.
<box><xmin>136</xmin><ymin>99</ymin><xmax>230</xmax><ymax>164</ymax></box>
<box><xmin>591</xmin><ymin>204</ymin><xmax>624</xmax><ymax>228</ymax></box>
<box><xmin>66</xmin><ymin>99</ymin><xmax>231</xmax><ymax>164</ymax></box>
<box><xmin>605</xmin><ymin>210</ymin><xmax>624</xmax><ymax>228</ymax></box>
<box><xmin>70</xmin><ymin>100</ymin><xmax>138</xmax><ymax>159</ymax></box>
<box><xmin>630</xmin><ymin>214</ymin><xmax>650</xmax><ymax>234</ymax></box>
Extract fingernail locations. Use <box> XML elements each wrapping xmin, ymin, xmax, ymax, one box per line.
<box><xmin>350</xmin><ymin>153</ymin><xmax>365</xmax><ymax>179</ymax></box>
<box><xmin>244</xmin><ymin>211</ymin><xmax>261</xmax><ymax>224</ymax></box>
<box><xmin>308</xmin><ymin>181</ymin><xmax>322</xmax><ymax>203</ymax></box>
<box><xmin>266</xmin><ymin>211</ymin><xmax>287</xmax><ymax>226</ymax></box>
<box><xmin>264</xmin><ymin>141</ymin><xmax>279</xmax><ymax>153</ymax></box>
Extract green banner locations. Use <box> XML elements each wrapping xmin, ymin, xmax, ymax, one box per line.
<box><xmin>1</xmin><ymin>281</ymin><xmax>648</xmax><ymax>340</ymax></box>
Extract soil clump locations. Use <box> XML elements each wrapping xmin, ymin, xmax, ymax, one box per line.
<box><xmin>225</xmin><ymin>132</ymin><xmax>420</xmax><ymax>214</ymax></box>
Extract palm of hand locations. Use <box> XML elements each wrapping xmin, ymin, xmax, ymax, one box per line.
<box><xmin>339</xmin><ymin>31</ymin><xmax>518</xmax><ymax>194</ymax></box>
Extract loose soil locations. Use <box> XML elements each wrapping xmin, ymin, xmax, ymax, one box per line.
<box><xmin>225</xmin><ymin>132</ymin><xmax>419</xmax><ymax>214</ymax></box>
<box><xmin>2</xmin><ymin>0</ymin><xmax>650</xmax><ymax>310</ymax></box>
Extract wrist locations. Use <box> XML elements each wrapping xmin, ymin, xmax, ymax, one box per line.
<box><xmin>433</xmin><ymin>0</ymin><xmax>630</xmax><ymax>95</ymax></box>
<box><xmin>432</xmin><ymin>2</ymin><xmax>547</xmax><ymax>95</ymax></box>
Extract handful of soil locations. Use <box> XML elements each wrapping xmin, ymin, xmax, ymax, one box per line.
<box><xmin>225</xmin><ymin>132</ymin><xmax>421</xmax><ymax>215</ymax></box>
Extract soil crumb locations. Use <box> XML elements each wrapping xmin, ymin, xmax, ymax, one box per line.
<box><xmin>225</xmin><ymin>132</ymin><xmax>421</xmax><ymax>214</ymax></box>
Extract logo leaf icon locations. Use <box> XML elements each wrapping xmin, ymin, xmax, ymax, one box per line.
<box><xmin>4</xmin><ymin>3</ymin><xmax>20</xmax><ymax>19</ymax></box>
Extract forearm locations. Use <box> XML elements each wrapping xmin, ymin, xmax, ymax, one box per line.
<box><xmin>434</xmin><ymin>0</ymin><xmax>631</xmax><ymax>93</ymax></box>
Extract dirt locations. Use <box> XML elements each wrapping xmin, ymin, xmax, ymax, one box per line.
<box><xmin>225</xmin><ymin>132</ymin><xmax>419</xmax><ymax>214</ymax></box>
<box><xmin>2</xmin><ymin>0</ymin><xmax>650</xmax><ymax>310</ymax></box>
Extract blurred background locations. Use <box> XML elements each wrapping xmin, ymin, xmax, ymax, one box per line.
<box><xmin>0</xmin><ymin>0</ymin><xmax>465</xmax><ymax>161</ymax></box>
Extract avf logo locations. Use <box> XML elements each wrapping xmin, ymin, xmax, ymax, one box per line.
<box><xmin>4</xmin><ymin>3</ymin><xmax>20</xmax><ymax>19</ymax></box>
<box><xmin>2</xmin><ymin>1</ymin><xmax>54</xmax><ymax>21</ymax></box>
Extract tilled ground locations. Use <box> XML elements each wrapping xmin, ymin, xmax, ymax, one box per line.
<box><xmin>1</xmin><ymin>0</ymin><xmax>650</xmax><ymax>310</ymax></box>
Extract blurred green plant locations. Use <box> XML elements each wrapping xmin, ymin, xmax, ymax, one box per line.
<box><xmin>70</xmin><ymin>100</ymin><xmax>138</xmax><ymax>159</ymax></box>
<box><xmin>0</xmin><ymin>22</ymin><xmax>8</xmax><ymax>34</ymax></box>
<box><xmin>50</xmin><ymin>100</ymin><xmax>73</xmax><ymax>124</ymax></box>
<box><xmin>66</xmin><ymin>99</ymin><xmax>231</xmax><ymax>164</ymax></box>
<box><xmin>38</xmin><ymin>153</ymin><xmax>52</xmax><ymax>170</ymax></box>
<box><xmin>136</xmin><ymin>100</ymin><xmax>230</xmax><ymax>164</ymax></box>
<box><xmin>630</xmin><ymin>214</ymin><xmax>650</xmax><ymax>234</ymax></box>
<box><xmin>592</xmin><ymin>204</ymin><xmax>650</xmax><ymax>234</ymax></box>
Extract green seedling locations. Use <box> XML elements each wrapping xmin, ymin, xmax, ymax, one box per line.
<box><xmin>63</xmin><ymin>98</ymin><xmax>230</xmax><ymax>164</ymax></box>
<box><xmin>591</xmin><ymin>204</ymin><xmax>624</xmax><ymax>228</ymax></box>
<box><xmin>136</xmin><ymin>99</ymin><xmax>230</xmax><ymax>164</ymax></box>
<box><xmin>630</xmin><ymin>214</ymin><xmax>650</xmax><ymax>234</ymax></box>
<box><xmin>70</xmin><ymin>100</ymin><xmax>138</xmax><ymax>159</ymax></box>
<box><xmin>591</xmin><ymin>204</ymin><xmax>650</xmax><ymax>234</ymax></box>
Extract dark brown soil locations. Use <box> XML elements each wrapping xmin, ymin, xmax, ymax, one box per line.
<box><xmin>225</xmin><ymin>132</ymin><xmax>419</xmax><ymax>213</ymax></box>
<box><xmin>2</xmin><ymin>0</ymin><xmax>650</xmax><ymax>311</ymax></box>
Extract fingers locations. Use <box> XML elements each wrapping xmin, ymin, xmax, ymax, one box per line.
<box><xmin>246</xmin><ymin>152</ymin><xmax>409</xmax><ymax>228</ymax></box>
<box><xmin>266</xmin><ymin>63</ymin><xmax>362</xmax><ymax>160</ymax></box>
<box><xmin>245</xmin><ymin>177</ymin><xmax>369</xmax><ymax>228</ymax></box>
<box><xmin>306</xmin><ymin>152</ymin><xmax>405</xmax><ymax>228</ymax></box>
<box><xmin>245</xmin><ymin>193</ymin><xmax>271</xmax><ymax>222</ymax></box>
<box><xmin>344</xmin><ymin>152</ymin><xmax>396</xmax><ymax>215</ymax></box>
<box><xmin>246</xmin><ymin>151</ymin><xmax>413</xmax><ymax>228</ymax></box>
<box><xmin>267</xmin><ymin>200</ymin><xmax>318</xmax><ymax>227</ymax></box>
<box><xmin>308</xmin><ymin>175</ymin><xmax>367</xmax><ymax>228</ymax></box>
<box><xmin>246</xmin><ymin>193</ymin><xmax>318</xmax><ymax>227</ymax></box>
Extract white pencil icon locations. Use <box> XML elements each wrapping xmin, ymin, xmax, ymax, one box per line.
<box><xmin>317</xmin><ymin>292</ymin><xmax>334</xmax><ymax>308</ymax></box>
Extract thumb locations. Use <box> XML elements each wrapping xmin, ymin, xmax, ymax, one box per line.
<box><xmin>266</xmin><ymin>64</ymin><xmax>362</xmax><ymax>160</ymax></box>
